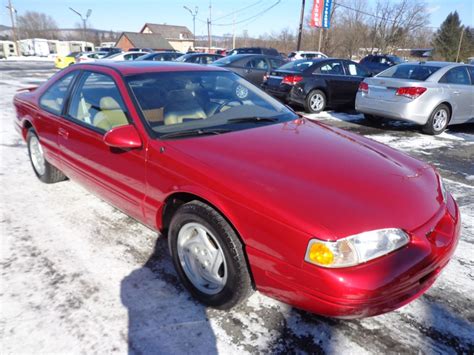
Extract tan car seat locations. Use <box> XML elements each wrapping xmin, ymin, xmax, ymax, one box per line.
<box><xmin>164</xmin><ymin>90</ymin><xmax>207</xmax><ymax>125</ymax></box>
<box><xmin>94</xmin><ymin>97</ymin><xmax>128</xmax><ymax>131</ymax></box>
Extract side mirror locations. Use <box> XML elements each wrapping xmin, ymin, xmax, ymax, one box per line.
<box><xmin>103</xmin><ymin>124</ymin><xmax>142</xmax><ymax>149</ymax></box>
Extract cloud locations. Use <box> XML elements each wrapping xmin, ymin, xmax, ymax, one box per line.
<box><xmin>426</xmin><ymin>5</ymin><xmax>441</xmax><ymax>14</ymax></box>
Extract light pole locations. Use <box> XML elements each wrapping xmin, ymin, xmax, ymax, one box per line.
<box><xmin>69</xmin><ymin>7</ymin><xmax>92</xmax><ymax>45</ymax></box>
<box><xmin>6</xmin><ymin>0</ymin><xmax>18</xmax><ymax>53</ymax></box>
<box><xmin>183</xmin><ymin>5</ymin><xmax>198</xmax><ymax>48</ymax></box>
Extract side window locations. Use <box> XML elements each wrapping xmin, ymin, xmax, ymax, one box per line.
<box><xmin>317</xmin><ymin>61</ymin><xmax>344</xmax><ymax>75</ymax></box>
<box><xmin>345</xmin><ymin>62</ymin><xmax>368</xmax><ymax>77</ymax></box>
<box><xmin>67</xmin><ymin>72</ymin><xmax>129</xmax><ymax>132</ymax></box>
<box><xmin>246</xmin><ymin>58</ymin><xmax>269</xmax><ymax>70</ymax></box>
<box><xmin>39</xmin><ymin>73</ymin><xmax>76</xmax><ymax>115</ymax></box>
<box><xmin>468</xmin><ymin>66</ymin><xmax>474</xmax><ymax>85</ymax></box>
<box><xmin>269</xmin><ymin>58</ymin><xmax>284</xmax><ymax>68</ymax></box>
<box><xmin>439</xmin><ymin>67</ymin><xmax>471</xmax><ymax>85</ymax></box>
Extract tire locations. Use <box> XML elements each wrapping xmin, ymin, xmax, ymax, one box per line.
<box><xmin>27</xmin><ymin>129</ymin><xmax>67</xmax><ymax>184</ymax></box>
<box><xmin>168</xmin><ymin>201</ymin><xmax>253</xmax><ymax>309</ymax></box>
<box><xmin>422</xmin><ymin>104</ymin><xmax>450</xmax><ymax>135</ymax></box>
<box><xmin>304</xmin><ymin>89</ymin><xmax>326</xmax><ymax>113</ymax></box>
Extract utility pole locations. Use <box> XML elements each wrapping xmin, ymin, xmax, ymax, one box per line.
<box><xmin>318</xmin><ymin>28</ymin><xmax>323</xmax><ymax>52</ymax></box>
<box><xmin>6</xmin><ymin>0</ymin><xmax>18</xmax><ymax>53</ymax></box>
<box><xmin>455</xmin><ymin>27</ymin><xmax>465</xmax><ymax>63</ymax></box>
<box><xmin>183</xmin><ymin>6</ymin><xmax>198</xmax><ymax>47</ymax></box>
<box><xmin>207</xmin><ymin>1</ymin><xmax>212</xmax><ymax>52</ymax></box>
<box><xmin>69</xmin><ymin>7</ymin><xmax>92</xmax><ymax>45</ymax></box>
<box><xmin>296</xmin><ymin>0</ymin><xmax>305</xmax><ymax>51</ymax></box>
<box><xmin>232</xmin><ymin>15</ymin><xmax>236</xmax><ymax>49</ymax></box>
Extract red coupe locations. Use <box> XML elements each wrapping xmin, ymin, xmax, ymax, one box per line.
<box><xmin>13</xmin><ymin>62</ymin><xmax>460</xmax><ymax>318</ymax></box>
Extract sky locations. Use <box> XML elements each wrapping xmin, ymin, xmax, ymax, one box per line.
<box><xmin>1</xmin><ymin>0</ymin><xmax>473</xmax><ymax>37</ymax></box>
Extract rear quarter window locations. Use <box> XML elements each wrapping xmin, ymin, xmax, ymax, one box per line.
<box><xmin>39</xmin><ymin>73</ymin><xmax>76</xmax><ymax>115</ymax></box>
<box><xmin>378</xmin><ymin>65</ymin><xmax>441</xmax><ymax>81</ymax></box>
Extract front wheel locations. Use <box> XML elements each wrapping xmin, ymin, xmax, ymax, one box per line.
<box><xmin>422</xmin><ymin>104</ymin><xmax>450</xmax><ymax>135</ymax></box>
<box><xmin>168</xmin><ymin>201</ymin><xmax>253</xmax><ymax>309</ymax></box>
<box><xmin>304</xmin><ymin>89</ymin><xmax>326</xmax><ymax>113</ymax></box>
<box><xmin>27</xmin><ymin>129</ymin><xmax>66</xmax><ymax>183</ymax></box>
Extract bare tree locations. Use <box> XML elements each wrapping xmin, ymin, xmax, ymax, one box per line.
<box><xmin>369</xmin><ymin>0</ymin><xmax>429</xmax><ymax>53</ymax></box>
<box><xmin>17</xmin><ymin>11</ymin><xmax>59</xmax><ymax>39</ymax></box>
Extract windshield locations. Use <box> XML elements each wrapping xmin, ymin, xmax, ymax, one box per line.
<box><xmin>175</xmin><ymin>55</ymin><xmax>188</xmax><ymax>62</ymax></box>
<box><xmin>212</xmin><ymin>55</ymin><xmax>243</xmax><ymax>66</ymax></box>
<box><xmin>378</xmin><ymin>64</ymin><xmax>441</xmax><ymax>81</ymax></box>
<box><xmin>278</xmin><ymin>60</ymin><xmax>315</xmax><ymax>72</ymax></box>
<box><xmin>127</xmin><ymin>71</ymin><xmax>297</xmax><ymax>138</ymax></box>
<box><xmin>388</xmin><ymin>55</ymin><xmax>403</xmax><ymax>64</ymax></box>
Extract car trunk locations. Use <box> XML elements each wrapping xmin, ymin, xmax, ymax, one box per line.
<box><xmin>364</xmin><ymin>77</ymin><xmax>426</xmax><ymax>102</ymax></box>
<box><xmin>266</xmin><ymin>69</ymin><xmax>301</xmax><ymax>88</ymax></box>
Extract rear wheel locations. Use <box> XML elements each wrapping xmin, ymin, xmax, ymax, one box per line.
<box><xmin>27</xmin><ymin>129</ymin><xmax>66</xmax><ymax>183</ymax></box>
<box><xmin>168</xmin><ymin>201</ymin><xmax>253</xmax><ymax>309</ymax></box>
<box><xmin>422</xmin><ymin>104</ymin><xmax>450</xmax><ymax>135</ymax></box>
<box><xmin>304</xmin><ymin>90</ymin><xmax>326</xmax><ymax>113</ymax></box>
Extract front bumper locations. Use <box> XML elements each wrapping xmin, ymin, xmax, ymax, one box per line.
<box><xmin>247</xmin><ymin>194</ymin><xmax>461</xmax><ymax>318</ymax></box>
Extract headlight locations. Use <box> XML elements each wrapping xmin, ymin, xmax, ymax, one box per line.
<box><xmin>438</xmin><ymin>175</ymin><xmax>448</xmax><ymax>203</ymax></box>
<box><xmin>305</xmin><ymin>229</ymin><xmax>409</xmax><ymax>268</ymax></box>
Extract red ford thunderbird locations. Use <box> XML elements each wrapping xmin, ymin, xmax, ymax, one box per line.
<box><xmin>13</xmin><ymin>62</ymin><xmax>460</xmax><ymax>318</ymax></box>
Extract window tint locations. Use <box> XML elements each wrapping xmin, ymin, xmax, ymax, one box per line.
<box><xmin>378</xmin><ymin>64</ymin><xmax>441</xmax><ymax>81</ymax></box>
<box><xmin>345</xmin><ymin>62</ymin><xmax>368</xmax><ymax>76</ymax></box>
<box><xmin>67</xmin><ymin>72</ymin><xmax>128</xmax><ymax>132</ymax></box>
<box><xmin>39</xmin><ymin>73</ymin><xmax>75</xmax><ymax>115</ymax></box>
<box><xmin>439</xmin><ymin>67</ymin><xmax>471</xmax><ymax>85</ymax></box>
<box><xmin>467</xmin><ymin>66</ymin><xmax>474</xmax><ymax>85</ymax></box>
<box><xmin>279</xmin><ymin>60</ymin><xmax>315</xmax><ymax>72</ymax></box>
<box><xmin>269</xmin><ymin>58</ymin><xmax>284</xmax><ymax>68</ymax></box>
<box><xmin>246</xmin><ymin>58</ymin><xmax>268</xmax><ymax>70</ymax></box>
<box><xmin>317</xmin><ymin>61</ymin><xmax>344</xmax><ymax>75</ymax></box>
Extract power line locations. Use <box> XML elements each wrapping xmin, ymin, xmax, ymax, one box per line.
<box><xmin>213</xmin><ymin>0</ymin><xmax>264</xmax><ymax>22</ymax></box>
<box><xmin>335</xmin><ymin>1</ymin><xmax>439</xmax><ymax>30</ymax></box>
<box><xmin>213</xmin><ymin>0</ymin><xmax>281</xmax><ymax>27</ymax></box>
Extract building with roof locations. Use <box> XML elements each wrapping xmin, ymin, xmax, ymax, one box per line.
<box><xmin>139</xmin><ymin>23</ymin><xmax>194</xmax><ymax>52</ymax></box>
<box><xmin>115</xmin><ymin>32</ymin><xmax>174</xmax><ymax>51</ymax></box>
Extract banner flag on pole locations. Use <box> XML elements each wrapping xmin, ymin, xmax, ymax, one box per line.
<box><xmin>310</xmin><ymin>0</ymin><xmax>332</xmax><ymax>28</ymax></box>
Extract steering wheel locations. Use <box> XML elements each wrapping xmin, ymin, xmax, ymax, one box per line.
<box><xmin>215</xmin><ymin>99</ymin><xmax>244</xmax><ymax>114</ymax></box>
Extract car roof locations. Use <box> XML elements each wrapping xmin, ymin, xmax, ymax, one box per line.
<box><xmin>399</xmin><ymin>61</ymin><xmax>458</xmax><ymax>68</ymax></box>
<box><xmin>76</xmin><ymin>61</ymin><xmax>229</xmax><ymax>76</ymax></box>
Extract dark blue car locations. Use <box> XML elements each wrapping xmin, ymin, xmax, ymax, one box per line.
<box><xmin>359</xmin><ymin>54</ymin><xmax>403</xmax><ymax>75</ymax></box>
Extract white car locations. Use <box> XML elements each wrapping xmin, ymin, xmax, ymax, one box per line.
<box><xmin>288</xmin><ymin>51</ymin><xmax>328</xmax><ymax>61</ymax></box>
<box><xmin>102</xmin><ymin>51</ymin><xmax>145</xmax><ymax>61</ymax></box>
<box><xmin>75</xmin><ymin>51</ymin><xmax>108</xmax><ymax>63</ymax></box>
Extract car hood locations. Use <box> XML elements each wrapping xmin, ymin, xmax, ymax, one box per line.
<box><xmin>165</xmin><ymin>118</ymin><xmax>442</xmax><ymax>239</ymax></box>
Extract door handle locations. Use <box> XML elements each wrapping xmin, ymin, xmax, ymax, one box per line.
<box><xmin>58</xmin><ymin>127</ymin><xmax>69</xmax><ymax>139</ymax></box>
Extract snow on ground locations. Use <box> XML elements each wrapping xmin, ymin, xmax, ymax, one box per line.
<box><xmin>1</xmin><ymin>63</ymin><xmax>473</xmax><ymax>354</ymax></box>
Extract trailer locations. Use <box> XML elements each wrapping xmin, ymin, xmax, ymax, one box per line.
<box><xmin>68</xmin><ymin>41</ymin><xmax>95</xmax><ymax>53</ymax></box>
<box><xmin>0</xmin><ymin>40</ymin><xmax>18</xmax><ymax>58</ymax></box>
<box><xmin>18</xmin><ymin>39</ymin><xmax>50</xmax><ymax>57</ymax></box>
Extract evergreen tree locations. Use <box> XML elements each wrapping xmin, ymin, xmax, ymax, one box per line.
<box><xmin>432</xmin><ymin>12</ymin><xmax>464</xmax><ymax>61</ymax></box>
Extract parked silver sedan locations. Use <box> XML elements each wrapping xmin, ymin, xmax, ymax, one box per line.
<box><xmin>355</xmin><ymin>62</ymin><xmax>474</xmax><ymax>134</ymax></box>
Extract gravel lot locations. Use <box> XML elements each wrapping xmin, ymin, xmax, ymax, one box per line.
<box><xmin>1</xmin><ymin>61</ymin><xmax>473</xmax><ymax>354</ymax></box>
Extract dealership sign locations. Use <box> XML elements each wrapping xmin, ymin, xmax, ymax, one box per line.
<box><xmin>310</xmin><ymin>0</ymin><xmax>333</xmax><ymax>28</ymax></box>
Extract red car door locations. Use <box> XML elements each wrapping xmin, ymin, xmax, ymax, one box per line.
<box><xmin>35</xmin><ymin>72</ymin><xmax>78</xmax><ymax>170</ymax></box>
<box><xmin>57</xmin><ymin>69</ymin><xmax>147</xmax><ymax>221</ymax></box>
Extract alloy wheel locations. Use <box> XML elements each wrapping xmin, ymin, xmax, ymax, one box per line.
<box><xmin>433</xmin><ymin>108</ymin><xmax>448</xmax><ymax>132</ymax></box>
<box><xmin>29</xmin><ymin>135</ymin><xmax>46</xmax><ymax>176</ymax></box>
<box><xmin>310</xmin><ymin>93</ymin><xmax>325</xmax><ymax>111</ymax></box>
<box><xmin>177</xmin><ymin>222</ymin><xmax>227</xmax><ymax>295</ymax></box>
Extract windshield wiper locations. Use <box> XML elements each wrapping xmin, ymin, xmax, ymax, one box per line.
<box><xmin>159</xmin><ymin>128</ymin><xmax>231</xmax><ymax>140</ymax></box>
<box><xmin>227</xmin><ymin>117</ymin><xmax>279</xmax><ymax>124</ymax></box>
